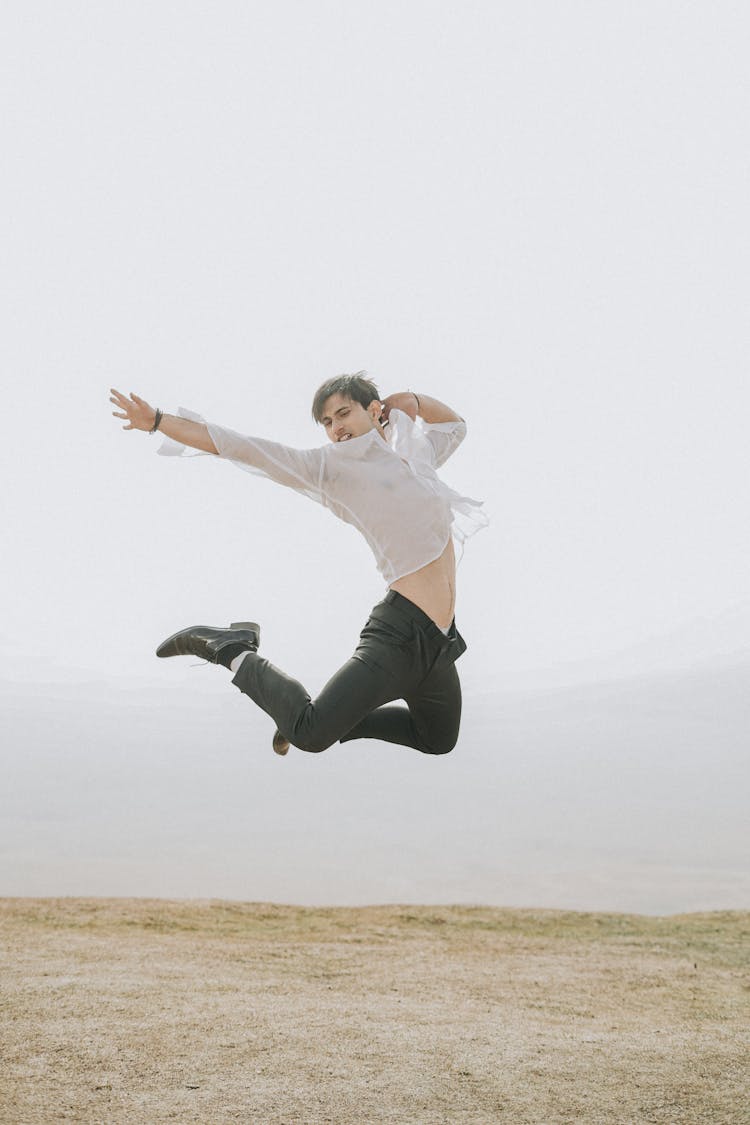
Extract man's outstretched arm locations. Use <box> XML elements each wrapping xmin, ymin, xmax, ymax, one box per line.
<box><xmin>110</xmin><ymin>389</ymin><xmax>218</xmax><ymax>452</ymax></box>
<box><xmin>110</xmin><ymin>388</ymin><xmax>326</xmax><ymax>497</ymax></box>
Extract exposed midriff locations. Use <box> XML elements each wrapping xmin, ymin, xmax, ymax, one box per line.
<box><xmin>389</xmin><ymin>537</ymin><xmax>456</xmax><ymax>629</ymax></box>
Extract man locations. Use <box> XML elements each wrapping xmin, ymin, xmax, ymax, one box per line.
<box><xmin>109</xmin><ymin>372</ymin><xmax>487</xmax><ymax>756</ymax></box>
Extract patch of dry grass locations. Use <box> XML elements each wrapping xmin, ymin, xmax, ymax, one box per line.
<box><xmin>1</xmin><ymin>899</ymin><xmax>748</xmax><ymax>1123</ymax></box>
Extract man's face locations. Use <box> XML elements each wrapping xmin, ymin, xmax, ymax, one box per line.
<box><xmin>319</xmin><ymin>392</ymin><xmax>383</xmax><ymax>443</ymax></box>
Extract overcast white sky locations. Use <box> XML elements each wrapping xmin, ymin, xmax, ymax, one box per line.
<box><xmin>1</xmin><ymin>1</ymin><xmax>748</xmax><ymax>692</ymax></box>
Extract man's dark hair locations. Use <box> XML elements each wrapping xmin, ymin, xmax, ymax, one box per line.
<box><xmin>311</xmin><ymin>370</ymin><xmax>381</xmax><ymax>424</ymax></box>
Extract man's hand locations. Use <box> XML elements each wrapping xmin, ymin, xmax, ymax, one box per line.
<box><xmin>110</xmin><ymin>389</ymin><xmax>157</xmax><ymax>432</ymax></box>
<box><xmin>380</xmin><ymin>392</ymin><xmax>419</xmax><ymax>425</ymax></box>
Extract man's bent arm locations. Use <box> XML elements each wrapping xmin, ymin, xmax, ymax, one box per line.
<box><xmin>382</xmin><ymin>391</ymin><xmax>463</xmax><ymax>425</ymax></box>
<box><xmin>380</xmin><ymin>390</ymin><xmax>467</xmax><ymax>468</ymax></box>
<box><xmin>414</xmin><ymin>393</ymin><xmax>463</xmax><ymax>425</ymax></box>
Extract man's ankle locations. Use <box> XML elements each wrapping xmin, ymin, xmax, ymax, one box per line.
<box><xmin>216</xmin><ymin>643</ymin><xmax>254</xmax><ymax>670</ymax></box>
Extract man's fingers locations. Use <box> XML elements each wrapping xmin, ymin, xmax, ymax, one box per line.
<box><xmin>111</xmin><ymin>392</ymin><xmax>135</xmax><ymax>412</ymax></box>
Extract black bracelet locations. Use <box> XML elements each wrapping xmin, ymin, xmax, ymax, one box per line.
<box><xmin>149</xmin><ymin>408</ymin><xmax>163</xmax><ymax>434</ymax></box>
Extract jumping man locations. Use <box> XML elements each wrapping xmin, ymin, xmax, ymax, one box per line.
<box><xmin>109</xmin><ymin>372</ymin><xmax>487</xmax><ymax>756</ymax></box>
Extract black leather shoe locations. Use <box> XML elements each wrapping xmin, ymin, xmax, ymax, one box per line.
<box><xmin>156</xmin><ymin>621</ymin><xmax>260</xmax><ymax>664</ymax></box>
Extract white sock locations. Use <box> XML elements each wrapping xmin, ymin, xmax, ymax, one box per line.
<box><xmin>230</xmin><ymin>651</ymin><xmax>253</xmax><ymax>674</ymax></box>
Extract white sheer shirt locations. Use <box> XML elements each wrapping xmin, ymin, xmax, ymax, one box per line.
<box><xmin>158</xmin><ymin>408</ymin><xmax>488</xmax><ymax>585</ymax></box>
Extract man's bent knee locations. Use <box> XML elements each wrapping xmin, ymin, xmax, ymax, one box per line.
<box><xmin>419</xmin><ymin>731</ymin><xmax>458</xmax><ymax>756</ymax></box>
<box><xmin>294</xmin><ymin>734</ymin><xmax>336</xmax><ymax>754</ymax></box>
<box><xmin>289</xmin><ymin>708</ymin><xmax>338</xmax><ymax>754</ymax></box>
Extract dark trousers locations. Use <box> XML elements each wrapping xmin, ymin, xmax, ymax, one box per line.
<box><xmin>231</xmin><ymin>589</ymin><xmax>467</xmax><ymax>754</ymax></box>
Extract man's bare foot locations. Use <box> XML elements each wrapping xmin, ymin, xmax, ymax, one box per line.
<box><xmin>272</xmin><ymin>729</ymin><xmax>290</xmax><ymax>756</ymax></box>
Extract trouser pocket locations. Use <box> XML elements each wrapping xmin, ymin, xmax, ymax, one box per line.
<box><xmin>353</xmin><ymin>614</ymin><xmax>418</xmax><ymax>681</ymax></box>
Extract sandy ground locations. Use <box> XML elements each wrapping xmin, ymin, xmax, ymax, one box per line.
<box><xmin>1</xmin><ymin>900</ymin><xmax>748</xmax><ymax>1124</ymax></box>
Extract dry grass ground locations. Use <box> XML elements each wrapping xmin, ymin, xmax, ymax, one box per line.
<box><xmin>1</xmin><ymin>899</ymin><xmax>748</xmax><ymax>1124</ymax></box>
